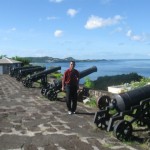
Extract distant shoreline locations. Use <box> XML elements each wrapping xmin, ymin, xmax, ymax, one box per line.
<box><xmin>25</xmin><ymin>56</ymin><xmax>150</xmax><ymax>63</ymax></box>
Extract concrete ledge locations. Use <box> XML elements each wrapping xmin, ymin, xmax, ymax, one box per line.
<box><xmin>108</xmin><ymin>84</ymin><xmax>131</xmax><ymax>94</ymax></box>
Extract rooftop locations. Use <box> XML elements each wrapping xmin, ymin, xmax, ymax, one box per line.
<box><xmin>0</xmin><ymin>57</ymin><xmax>22</xmax><ymax>64</ymax></box>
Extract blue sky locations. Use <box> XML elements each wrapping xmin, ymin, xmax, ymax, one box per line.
<box><xmin>0</xmin><ymin>0</ymin><xmax>150</xmax><ymax>59</ymax></box>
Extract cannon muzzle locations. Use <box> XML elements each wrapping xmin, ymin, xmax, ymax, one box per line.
<box><xmin>79</xmin><ymin>66</ymin><xmax>97</xmax><ymax>79</ymax></box>
<box><xmin>112</xmin><ymin>84</ymin><xmax>150</xmax><ymax>112</ymax></box>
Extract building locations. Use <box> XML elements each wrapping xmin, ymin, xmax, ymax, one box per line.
<box><xmin>0</xmin><ymin>57</ymin><xmax>22</xmax><ymax>74</ymax></box>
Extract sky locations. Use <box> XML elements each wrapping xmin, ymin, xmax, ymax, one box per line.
<box><xmin>0</xmin><ymin>0</ymin><xmax>150</xmax><ymax>59</ymax></box>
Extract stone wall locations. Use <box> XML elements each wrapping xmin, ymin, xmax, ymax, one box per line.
<box><xmin>89</xmin><ymin>89</ymin><xmax>112</xmax><ymax>98</ymax></box>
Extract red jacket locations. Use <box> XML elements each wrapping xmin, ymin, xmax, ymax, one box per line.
<box><xmin>63</xmin><ymin>69</ymin><xmax>79</xmax><ymax>86</ymax></box>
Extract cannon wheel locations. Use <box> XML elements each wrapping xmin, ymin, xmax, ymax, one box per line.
<box><xmin>41</xmin><ymin>87</ymin><xmax>46</xmax><ymax>96</ymax></box>
<box><xmin>113</xmin><ymin>120</ymin><xmax>132</xmax><ymax>141</ymax></box>
<box><xmin>47</xmin><ymin>90</ymin><xmax>57</xmax><ymax>101</ymax></box>
<box><xmin>77</xmin><ymin>90</ymin><xmax>84</xmax><ymax>102</ymax></box>
<box><xmin>96</xmin><ymin>95</ymin><xmax>111</xmax><ymax>110</ymax></box>
<box><xmin>22</xmin><ymin>80</ymin><xmax>25</xmax><ymax>84</ymax></box>
<box><xmin>137</xmin><ymin>100</ymin><xmax>150</xmax><ymax>127</ymax></box>
<box><xmin>94</xmin><ymin>110</ymin><xmax>108</xmax><ymax>129</ymax></box>
<box><xmin>27</xmin><ymin>82</ymin><xmax>32</xmax><ymax>88</ymax></box>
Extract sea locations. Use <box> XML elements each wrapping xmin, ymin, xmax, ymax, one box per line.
<box><xmin>32</xmin><ymin>59</ymin><xmax>150</xmax><ymax>82</ymax></box>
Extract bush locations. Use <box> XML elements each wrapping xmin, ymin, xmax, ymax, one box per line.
<box><xmin>84</xmin><ymin>77</ymin><xmax>94</xmax><ymax>88</ymax></box>
<box><xmin>50</xmin><ymin>72</ymin><xmax>62</xmax><ymax>79</ymax></box>
<box><xmin>85</xmin><ymin>96</ymin><xmax>97</xmax><ymax>108</ymax></box>
<box><xmin>130</xmin><ymin>77</ymin><xmax>150</xmax><ymax>89</ymax></box>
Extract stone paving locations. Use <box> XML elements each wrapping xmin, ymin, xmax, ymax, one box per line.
<box><xmin>0</xmin><ymin>75</ymin><xmax>149</xmax><ymax>150</ymax></box>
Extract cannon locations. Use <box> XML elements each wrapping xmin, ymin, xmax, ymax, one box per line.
<box><xmin>41</xmin><ymin>66</ymin><xmax>97</xmax><ymax>100</ymax></box>
<box><xmin>94</xmin><ymin>85</ymin><xmax>150</xmax><ymax>141</ymax></box>
<box><xmin>22</xmin><ymin>66</ymin><xmax>61</xmax><ymax>88</ymax></box>
<box><xmin>9</xmin><ymin>66</ymin><xmax>40</xmax><ymax>77</ymax></box>
<box><xmin>16</xmin><ymin>66</ymin><xmax>46</xmax><ymax>81</ymax></box>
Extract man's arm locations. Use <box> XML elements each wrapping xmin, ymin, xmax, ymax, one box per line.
<box><xmin>77</xmin><ymin>71</ymin><xmax>80</xmax><ymax>89</ymax></box>
<box><xmin>62</xmin><ymin>71</ymin><xmax>66</xmax><ymax>91</ymax></box>
<box><xmin>62</xmin><ymin>76</ymin><xmax>65</xmax><ymax>91</ymax></box>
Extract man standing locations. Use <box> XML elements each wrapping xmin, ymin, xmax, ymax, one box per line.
<box><xmin>62</xmin><ymin>61</ymin><xmax>79</xmax><ymax>114</ymax></box>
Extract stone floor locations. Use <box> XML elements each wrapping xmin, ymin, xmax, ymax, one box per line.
<box><xmin>0</xmin><ymin>75</ymin><xmax>149</xmax><ymax>150</ymax></box>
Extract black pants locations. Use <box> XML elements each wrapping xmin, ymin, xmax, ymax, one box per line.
<box><xmin>65</xmin><ymin>84</ymin><xmax>78</xmax><ymax>112</ymax></box>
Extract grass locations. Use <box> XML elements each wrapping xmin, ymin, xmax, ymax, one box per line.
<box><xmin>84</xmin><ymin>96</ymin><xmax>97</xmax><ymax>108</ymax></box>
<box><xmin>49</xmin><ymin>72</ymin><xmax>62</xmax><ymax>80</ymax></box>
<box><xmin>57</xmin><ymin>92</ymin><xmax>66</xmax><ymax>98</ymax></box>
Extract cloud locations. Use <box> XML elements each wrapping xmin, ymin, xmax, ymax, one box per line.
<box><xmin>111</xmin><ymin>27</ymin><xmax>123</xmax><ymax>34</ymax></box>
<box><xmin>54</xmin><ymin>30</ymin><xmax>63</xmax><ymax>37</ymax></box>
<box><xmin>126</xmin><ymin>30</ymin><xmax>144</xmax><ymax>41</ymax></box>
<box><xmin>67</xmin><ymin>9</ymin><xmax>78</xmax><ymax>17</ymax></box>
<box><xmin>46</xmin><ymin>16</ymin><xmax>58</xmax><ymax>20</ymax></box>
<box><xmin>85</xmin><ymin>15</ymin><xmax>123</xmax><ymax>29</ymax></box>
<box><xmin>49</xmin><ymin>0</ymin><xmax>63</xmax><ymax>3</ymax></box>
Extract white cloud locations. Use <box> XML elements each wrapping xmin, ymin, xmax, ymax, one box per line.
<box><xmin>111</xmin><ymin>27</ymin><xmax>123</xmax><ymax>34</ymax></box>
<box><xmin>49</xmin><ymin>0</ymin><xmax>63</xmax><ymax>3</ymax></box>
<box><xmin>67</xmin><ymin>9</ymin><xmax>78</xmax><ymax>17</ymax></box>
<box><xmin>126</xmin><ymin>30</ymin><xmax>132</xmax><ymax>37</ymax></box>
<box><xmin>54</xmin><ymin>30</ymin><xmax>63</xmax><ymax>37</ymax></box>
<box><xmin>126</xmin><ymin>30</ymin><xmax>144</xmax><ymax>41</ymax></box>
<box><xmin>85</xmin><ymin>15</ymin><xmax>123</xmax><ymax>29</ymax></box>
<box><xmin>46</xmin><ymin>16</ymin><xmax>58</xmax><ymax>20</ymax></box>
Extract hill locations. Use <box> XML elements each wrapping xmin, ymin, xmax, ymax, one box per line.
<box><xmin>23</xmin><ymin>56</ymin><xmax>105</xmax><ymax>63</ymax></box>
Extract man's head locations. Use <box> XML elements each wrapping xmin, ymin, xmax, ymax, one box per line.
<box><xmin>70</xmin><ymin>61</ymin><xmax>75</xmax><ymax>70</ymax></box>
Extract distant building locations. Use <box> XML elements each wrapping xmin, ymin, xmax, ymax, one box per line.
<box><xmin>0</xmin><ymin>57</ymin><xmax>22</xmax><ymax>74</ymax></box>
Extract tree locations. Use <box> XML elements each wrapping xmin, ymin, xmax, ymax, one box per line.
<box><xmin>12</xmin><ymin>56</ymin><xmax>31</xmax><ymax>66</ymax></box>
<box><xmin>0</xmin><ymin>55</ymin><xmax>7</xmax><ymax>59</ymax></box>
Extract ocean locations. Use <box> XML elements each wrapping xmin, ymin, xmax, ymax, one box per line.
<box><xmin>32</xmin><ymin>59</ymin><xmax>150</xmax><ymax>82</ymax></box>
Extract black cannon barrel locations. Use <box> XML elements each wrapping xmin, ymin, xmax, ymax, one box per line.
<box><xmin>10</xmin><ymin>66</ymin><xmax>40</xmax><ymax>77</ymax></box>
<box><xmin>79</xmin><ymin>66</ymin><xmax>97</xmax><ymax>79</ymax></box>
<box><xmin>12</xmin><ymin>66</ymin><xmax>40</xmax><ymax>71</ymax></box>
<box><xmin>19</xmin><ymin>67</ymin><xmax>46</xmax><ymax>74</ymax></box>
<box><xmin>112</xmin><ymin>85</ymin><xmax>150</xmax><ymax>112</ymax></box>
<box><xmin>28</xmin><ymin>66</ymin><xmax>61</xmax><ymax>81</ymax></box>
<box><xmin>16</xmin><ymin>67</ymin><xmax>46</xmax><ymax>81</ymax></box>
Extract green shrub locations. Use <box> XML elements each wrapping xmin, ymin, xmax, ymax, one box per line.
<box><xmin>93</xmin><ymin>73</ymin><xmax>142</xmax><ymax>90</ymax></box>
<box><xmin>50</xmin><ymin>72</ymin><xmax>62</xmax><ymax>79</ymax></box>
<box><xmin>84</xmin><ymin>77</ymin><xmax>94</xmax><ymax>88</ymax></box>
<box><xmin>85</xmin><ymin>96</ymin><xmax>97</xmax><ymax>108</ymax></box>
<box><xmin>130</xmin><ymin>77</ymin><xmax>150</xmax><ymax>89</ymax></box>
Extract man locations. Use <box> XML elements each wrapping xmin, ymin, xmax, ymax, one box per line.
<box><xmin>62</xmin><ymin>61</ymin><xmax>79</xmax><ymax>114</ymax></box>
